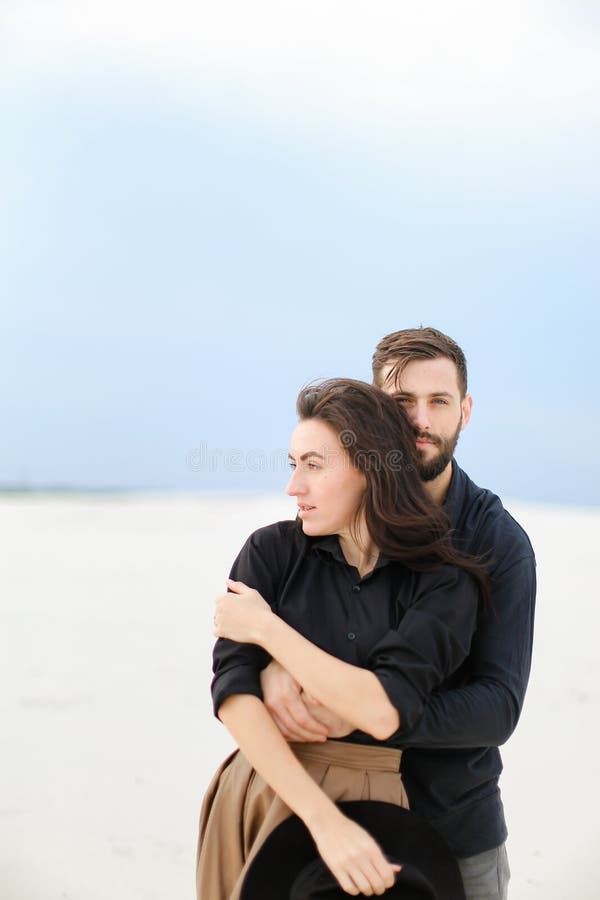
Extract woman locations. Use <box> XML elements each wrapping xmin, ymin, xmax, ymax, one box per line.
<box><xmin>197</xmin><ymin>379</ymin><xmax>487</xmax><ymax>899</ymax></box>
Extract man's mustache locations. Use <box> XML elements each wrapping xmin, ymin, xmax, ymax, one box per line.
<box><xmin>414</xmin><ymin>431</ymin><xmax>441</xmax><ymax>447</ymax></box>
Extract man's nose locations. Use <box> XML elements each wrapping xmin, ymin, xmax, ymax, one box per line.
<box><xmin>410</xmin><ymin>401</ymin><xmax>431</xmax><ymax>433</ymax></box>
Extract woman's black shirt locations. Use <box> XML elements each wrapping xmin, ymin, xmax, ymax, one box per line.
<box><xmin>211</xmin><ymin>520</ymin><xmax>479</xmax><ymax>747</ymax></box>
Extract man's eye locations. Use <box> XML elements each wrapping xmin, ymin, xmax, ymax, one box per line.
<box><xmin>432</xmin><ymin>398</ymin><xmax>448</xmax><ymax>405</ymax></box>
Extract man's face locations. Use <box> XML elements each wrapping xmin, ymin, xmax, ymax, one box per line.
<box><xmin>378</xmin><ymin>357</ymin><xmax>472</xmax><ymax>482</ymax></box>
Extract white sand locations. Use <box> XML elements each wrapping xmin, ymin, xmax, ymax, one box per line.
<box><xmin>0</xmin><ymin>493</ymin><xmax>597</xmax><ymax>899</ymax></box>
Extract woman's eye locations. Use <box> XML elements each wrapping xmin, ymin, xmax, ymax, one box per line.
<box><xmin>288</xmin><ymin>462</ymin><xmax>296</xmax><ymax>470</ymax></box>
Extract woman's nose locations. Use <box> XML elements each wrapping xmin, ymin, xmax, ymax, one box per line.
<box><xmin>286</xmin><ymin>469</ymin><xmax>304</xmax><ymax>496</ymax></box>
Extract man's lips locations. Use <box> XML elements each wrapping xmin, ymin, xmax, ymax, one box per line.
<box><xmin>415</xmin><ymin>435</ymin><xmax>438</xmax><ymax>448</ymax></box>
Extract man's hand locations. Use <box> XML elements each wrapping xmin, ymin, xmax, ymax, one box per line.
<box><xmin>260</xmin><ymin>660</ymin><xmax>353</xmax><ymax>742</ymax></box>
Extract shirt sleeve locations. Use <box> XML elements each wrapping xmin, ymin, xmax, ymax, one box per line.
<box><xmin>211</xmin><ymin>523</ymin><xmax>293</xmax><ymax>718</ymax></box>
<box><xmin>367</xmin><ymin>566</ymin><xmax>479</xmax><ymax>732</ymax></box>
<box><xmin>397</xmin><ymin>554</ymin><xmax>536</xmax><ymax>748</ymax></box>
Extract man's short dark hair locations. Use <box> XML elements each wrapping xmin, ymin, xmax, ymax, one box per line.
<box><xmin>372</xmin><ymin>326</ymin><xmax>468</xmax><ymax>397</ymax></box>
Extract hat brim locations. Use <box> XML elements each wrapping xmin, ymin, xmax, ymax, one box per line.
<box><xmin>240</xmin><ymin>800</ymin><xmax>466</xmax><ymax>900</ymax></box>
<box><xmin>289</xmin><ymin>856</ymin><xmax>439</xmax><ymax>900</ymax></box>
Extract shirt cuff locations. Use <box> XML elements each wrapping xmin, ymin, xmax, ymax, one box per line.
<box><xmin>211</xmin><ymin>663</ymin><xmax>264</xmax><ymax>718</ymax></box>
<box><xmin>374</xmin><ymin>668</ymin><xmax>427</xmax><ymax>734</ymax></box>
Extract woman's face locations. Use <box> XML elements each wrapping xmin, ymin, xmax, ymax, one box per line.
<box><xmin>286</xmin><ymin>418</ymin><xmax>367</xmax><ymax>537</ymax></box>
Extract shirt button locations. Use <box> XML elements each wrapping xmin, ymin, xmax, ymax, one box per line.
<box><xmin>352</xmin><ymin>585</ymin><xmax>361</xmax><ymax>593</ymax></box>
<box><xmin>347</xmin><ymin>632</ymin><xmax>356</xmax><ymax>641</ymax></box>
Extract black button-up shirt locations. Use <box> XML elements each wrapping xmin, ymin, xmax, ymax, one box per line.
<box><xmin>399</xmin><ymin>462</ymin><xmax>536</xmax><ymax>857</ymax></box>
<box><xmin>211</xmin><ymin>461</ymin><xmax>536</xmax><ymax>859</ymax></box>
<box><xmin>211</xmin><ymin>522</ymin><xmax>479</xmax><ymax>745</ymax></box>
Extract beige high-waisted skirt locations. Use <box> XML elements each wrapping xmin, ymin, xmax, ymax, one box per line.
<box><xmin>196</xmin><ymin>739</ymin><xmax>408</xmax><ymax>900</ymax></box>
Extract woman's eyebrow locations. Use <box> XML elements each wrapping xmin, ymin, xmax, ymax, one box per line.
<box><xmin>287</xmin><ymin>451</ymin><xmax>326</xmax><ymax>461</ymax></box>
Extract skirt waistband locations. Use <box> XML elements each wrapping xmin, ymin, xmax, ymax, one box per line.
<box><xmin>290</xmin><ymin>739</ymin><xmax>402</xmax><ymax>773</ymax></box>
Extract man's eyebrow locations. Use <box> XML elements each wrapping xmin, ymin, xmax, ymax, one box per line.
<box><xmin>288</xmin><ymin>451</ymin><xmax>326</xmax><ymax>461</ymax></box>
<box><xmin>394</xmin><ymin>390</ymin><xmax>454</xmax><ymax>398</ymax></box>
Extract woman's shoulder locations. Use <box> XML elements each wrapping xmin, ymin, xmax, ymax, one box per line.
<box><xmin>243</xmin><ymin>519</ymin><xmax>307</xmax><ymax>560</ymax></box>
<box><xmin>231</xmin><ymin>520</ymin><xmax>308</xmax><ymax>592</ymax></box>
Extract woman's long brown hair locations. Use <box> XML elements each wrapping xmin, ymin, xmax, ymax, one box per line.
<box><xmin>296</xmin><ymin>378</ymin><xmax>490</xmax><ymax>605</ymax></box>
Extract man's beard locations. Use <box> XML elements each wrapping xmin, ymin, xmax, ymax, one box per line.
<box><xmin>414</xmin><ymin>418</ymin><xmax>462</xmax><ymax>483</ymax></box>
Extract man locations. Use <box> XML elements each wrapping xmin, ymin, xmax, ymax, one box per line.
<box><xmin>260</xmin><ymin>327</ymin><xmax>536</xmax><ymax>900</ymax></box>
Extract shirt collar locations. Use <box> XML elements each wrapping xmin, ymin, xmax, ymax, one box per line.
<box><xmin>442</xmin><ymin>459</ymin><xmax>468</xmax><ymax>528</ymax></box>
<box><xmin>311</xmin><ymin>534</ymin><xmax>390</xmax><ymax>572</ymax></box>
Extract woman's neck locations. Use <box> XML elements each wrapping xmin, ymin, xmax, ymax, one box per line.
<box><xmin>338</xmin><ymin>523</ymin><xmax>379</xmax><ymax>578</ymax></box>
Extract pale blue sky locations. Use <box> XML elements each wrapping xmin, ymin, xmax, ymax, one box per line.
<box><xmin>2</xmin><ymin>1</ymin><xmax>599</xmax><ymax>504</ymax></box>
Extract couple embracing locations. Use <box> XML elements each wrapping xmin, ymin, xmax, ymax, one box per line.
<box><xmin>197</xmin><ymin>327</ymin><xmax>536</xmax><ymax>900</ymax></box>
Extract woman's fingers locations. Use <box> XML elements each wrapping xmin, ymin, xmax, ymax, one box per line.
<box><xmin>302</xmin><ymin>692</ymin><xmax>320</xmax><ymax>705</ymax></box>
<box><xmin>341</xmin><ymin>854</ymin><xmax>396</xmax><ymax>897</ymax></box>
<box><xmin>260</xmin><ymin>661</ymin><xmax>329</xmax><ymax>740</ymax></box>
<box><xmin>272</xmin><ymin>706</ymin><xmax>327</xmax><ymax>742</ymax></box>
<box><xmin>329</xmin><ymin>859</ymin><xmax>383</xmax><ymax>897</ymax></box>
<box><xmin>283</xmin><ymin>699</ymin><xmax>329</xmax><ymax>739</ymax></box>
<box><xmin>336</xmin><ymin>858</ymin><xmax>397</xmax><ymax>897</ymax></box>
<box><xmin>371</xmin><ymin>856</ymin><xmax>401</xmax><ymax>893</ymax></box>
<box><xmin>343</xmin><ymin>865</ymin><xmax>373</xmax><ymax>896</ymax></box>
<box><xmin>225</xmin><ymin>578</ymin><xmax>246</xmax><ymax>593</ymax></box>
<box><xmin>366</xmin><ymin>844</ymin><xmax>400</xmax><ymax>894</ymax></box>
<box><xmin>311</xmin><ymin>813</ymin><xmax>399</xmax><ymax>897</ymax></box>
<box><xmin>270</xmin><ymin>713</ymin><xmax>302</xmax><ymax>743</ymax></box>
<box><xmin>263</xmin><ymin>687</ymin><xmax>328</xmax><ymax>740</ymax></box>
<box><xmin>301</xmin><ymin>697</ymin><xmax>354</xmax><ymax>739</ymax></box>
<box><xmin>358</xmin><ymin>856</ymin><xmax>398</xmax><ymax>895</ymax></box>
<box><xmin>333</xmin><ymin>872</ymin><xmax>360</xmax><ymax>896</ymax></box>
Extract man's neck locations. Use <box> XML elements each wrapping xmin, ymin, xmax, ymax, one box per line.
<box><xmin>422</xmin><ymin>461</ymin><xmax>453</xmax><ymax>506</ymax></box>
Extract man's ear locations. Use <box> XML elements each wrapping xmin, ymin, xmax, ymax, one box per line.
<box><xmin>460</xmin><ymin>394</ymin><xmax>473</xmax><ymax>430</ymax></box>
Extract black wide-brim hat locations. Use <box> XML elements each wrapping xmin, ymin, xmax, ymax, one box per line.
<box><xmin>240</xmin><ymin>800</ymin><xmax>466</xmax><ymax>899</ymax></box>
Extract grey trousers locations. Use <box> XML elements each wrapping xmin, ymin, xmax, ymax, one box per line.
<box><xmin>457</xmin><ymin>844</ymin><xmax>510</xmax><ymax>900</ymax></box>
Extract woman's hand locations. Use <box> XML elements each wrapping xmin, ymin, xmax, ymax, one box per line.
<box><xmin>308</xmin><ymin>807</ymin><xmax>401</xmax><ymax>896</ymax></box>
<box><xmin>261</xmin><ymin>661</ymin><xmax>329</xmax><ymax>742</ymax></box>
<box><xmin>213</xmin><ymin>578</ymin><xmax>274</xmax><ymax>644</ymax></box>
<box><xmin>260</xmin><ymin>661</ymin><xmax>354</xmax><ymax>742</ymax></box>
<box><xmin>301</xmin><ymin>691</ymin><xmax>354</xmax><ymax>740</ymax></box>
